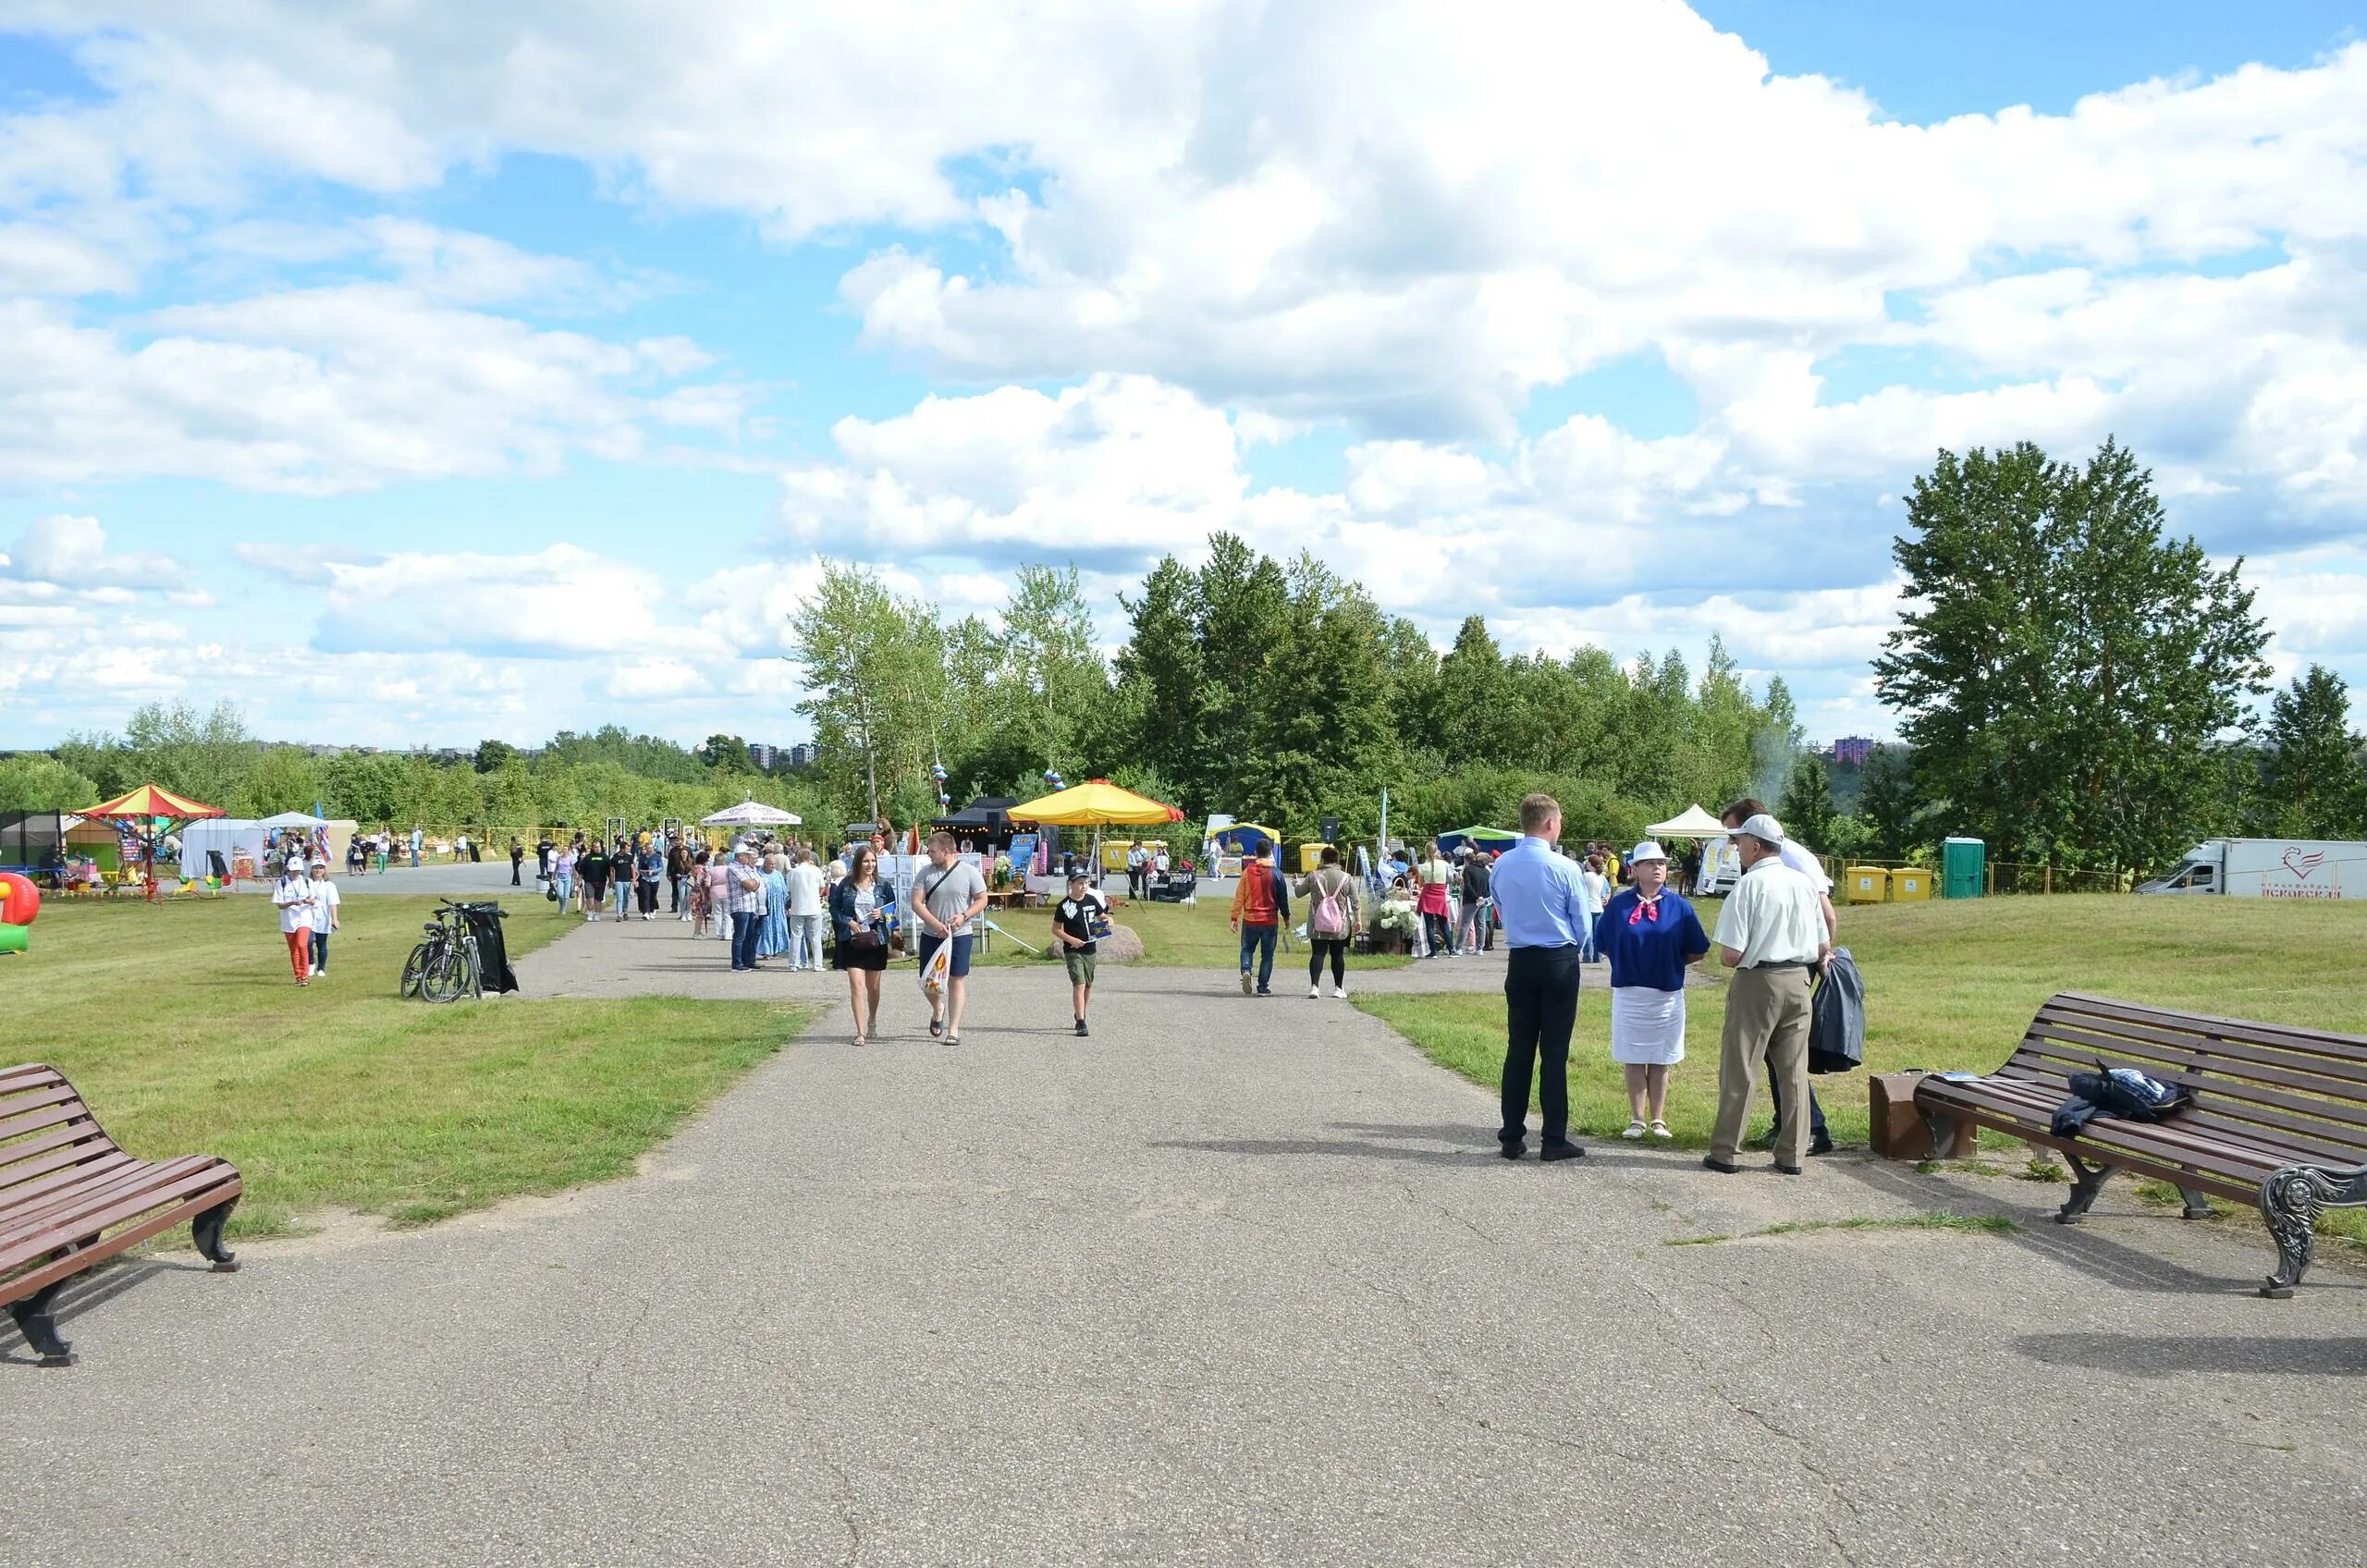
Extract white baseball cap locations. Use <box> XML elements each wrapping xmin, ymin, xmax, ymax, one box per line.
<box><xmin>1729</xmin><ymin>813</ymin><xmax>1785</xmax><ymax>845</ymax></box>
<box><xmin>1627</xmin><ymin>839</ymin><xmax>1668</xmax><ymax>864</ymax></box>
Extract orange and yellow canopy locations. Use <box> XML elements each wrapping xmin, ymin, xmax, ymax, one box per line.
<box><xmin>79</xmin><ymin>783</ymin><xmax>225</xmax><ymax>821</ymax></box>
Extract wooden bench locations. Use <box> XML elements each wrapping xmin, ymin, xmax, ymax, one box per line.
<box><xmin>1916</xmin><ymin>994</ymin><xmax>2367</xmax><ymax>1298</ymax></box>
<box><xmin>2</xmin><ymin>1062</ymin><xmax>241</xmax><ymax>1366</ymax></box>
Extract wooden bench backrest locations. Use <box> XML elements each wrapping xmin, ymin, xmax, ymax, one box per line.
<box><xmin>2004</xmin><ymin>993</ymin><xmax>2367</xmax><ymax>1166</ymax></box>
<box><xmin>0</xmin><ymin>1062</ymin><xmax>124</xmax><ymax>1213</ymax></box>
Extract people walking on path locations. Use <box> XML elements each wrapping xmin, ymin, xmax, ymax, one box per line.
<box><xmin>705</xmin><ymin>850</ymin><xmax>734</xmax><ymax>941</ymax></box>
<box><xmin>304</xmin><ymin>858</ymin><xmax>341</xmax><ymax>978</ymax></box>
<box><xmin>509</xmin><ymin>837</ymin><xmax>525</xmax><ymax>886</ymax></box>
<box><xmin>273</xmin><ymin>863</ymin><xmax>314</xmax><ymax>986</ymax></box>
<box><xmin>1416</xmin><ymin>841</ymin><xmax>1455</xmax><ymax>957</ymax></box>
<box><xmin>611</xmin><ymin>839</ymin><xmax>634</xmax><ymax>919</ymax></box>
<box><xmin>1295</xmin><ymin>845</ymin><xmax>1359</xmax><ymax>998</ymax></box>
<box><xmin>1456</xmin><ymin>848</ymin><xmax>1493</xmax><ymax>955</ymax></box>
<box><xmin>786</xmin><ymin>850</ymin><xmax>827</xmax><ymax>971</ymax></box>
<box><xmin>578</xmin><ymin>841</ymin><xmax>609</xmax><ymax>922</ymax></box>
<box><xmin>829</xmin><ymin>844</ymin><xmax>893</xmax><ymax>1044</ymax></box>
<box><xmin>755</xmin><ymin>851</ymin><xmax>791</xmax><ymax>962</ymax></box>
<box><xmin>1705</xmin><ymin>813</ymin><xmax>1832</xmax><ymax>1175</ymax></box>
<box><xmin>1595</xmin><ymin>840</ymin><xmax>1708</xmax><ymax>1141</ymax></box>
<box><xmin>1229</xmin><ymin>839</ymin><xmax>1288</xmax><ymax>996</ymax></box>
<box><xmin>668</xmin><ymin>836</ymin><xmax>693</xmax><ymax>919</ymax></box>
<box><xmin>1490</xmin><ymin>795</ymin><xmax>1588</xmax><ymax>1163</ymax></box>
<box><xmin>1721</xmin><ymin>797</ymin><xmax>1839</xmax><ymax>1157</ymax></box>
<box><xmin>915</xmin><ymin>832</ymin><xmax>989</xmax><ymax>1045</ymax></box>
<box><xmin>1052</xmin><ymin>867</ymin><xmax>1109</xmax><ymax>1035</ymax></box>
<box><xmin>552</xmin><ymin>841</ymin><xmax>576</xmax><ymax>913</ymax></box>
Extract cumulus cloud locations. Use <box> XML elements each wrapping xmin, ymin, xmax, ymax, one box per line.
<box><xmin>308</xmin><ymin>544</ymin><xmax>664</xmax><ymax>656</ymax></box>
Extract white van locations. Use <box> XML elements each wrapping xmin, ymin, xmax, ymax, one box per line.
<box><xmin>2137</xmin><ymin>839</ymin><xmax>2367</xmax><ymax>900</ymax></box>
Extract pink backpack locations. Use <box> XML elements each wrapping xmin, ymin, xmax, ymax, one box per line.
<box><xmin>1310</xmin><ymin>873</ymin><xmax>1347</xmax><ymax>937</ymax></box>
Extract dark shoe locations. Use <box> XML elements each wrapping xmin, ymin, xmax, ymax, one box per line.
<box><xmin>1747</xmin><ymin>1132</ymin><xmax>1776</xmax><ymax>1152</ymax></box>
<box><xmin>1256</xmin><ymin>987</ymin><xmax>1271</xmax><ymax>996</ymax></box>
<box><xmin>1498</xmin><ymin>1139</ymin><xmax>1526</xmax><ymax>1161</ymax></box>
<box><xmin>1775</xmin><ymin>1163</ymin><xmax>1805</xmax><ymax>1176</ymax></box>
<box><xmin>1075</xmin><ymin>1019</ymin><xmax>1089</xmax><ymax>1037</ymax></box>
<box><xmin>1539</xmin><ymin>1139</ymin><xmax>1586</xmax><ymax>1163</ymax></box>
<box><xmin>1809</xmin><ymin>1135</ymin><xmax>1836</xmax><ymax>1157</ymax></box>
<box><xmin>1701</xmin><ymin>1156</ymin><xmax>1740</xmax><ymax>1174</ymax></box>
<box><xmin>928</xmin><ymin>1018</ymin><xmax>943</xmax><ymax>1038</ymax></box>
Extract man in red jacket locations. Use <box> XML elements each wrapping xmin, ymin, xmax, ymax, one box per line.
<box><xmin>1228</xmin><ymin>839</ymin><xmax>1289</xmax><ymax>996</ymax></box>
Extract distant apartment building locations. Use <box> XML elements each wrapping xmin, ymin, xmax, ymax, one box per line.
<box><xmin>786</xmin><ymin>741</ymin><xmax>820</xmax><ymax>768</ymax></box>
<box><xmin>1831</xmin><ymin>736</ymin><xmax>1874</xmax><ymax>766</ymax></box>
<box><xmin>747</xmin><ymin>742</ymin><xmax>783</xmax><ymax>771</ymax></box>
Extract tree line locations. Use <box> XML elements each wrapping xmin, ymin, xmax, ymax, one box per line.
<box><xmin>5</xmin><ymin>439</ymin><xmax>2359</xmax><ymax>872</ymax></box>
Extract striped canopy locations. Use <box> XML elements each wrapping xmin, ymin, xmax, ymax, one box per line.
<box><xmin>79</xmin><ymin>783</ymin><xmax>225</xmax><ymax>821</ymax></box>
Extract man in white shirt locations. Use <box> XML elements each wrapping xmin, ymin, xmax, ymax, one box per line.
<box><xmin>408</xmin><ymin>825</ymin><xmax>423</xmax><ymax>867</ymax></box>
<box><xmin>1706</xmin><ymin>814</ymin><xmax>1832</xmax><ymax>1175</ymax></box>
<box><xmin>785</xmin><ymin>851</ymin><xmax>828</xmax><ymax>972</ymax></box>
<box><xmin>1722</xmin><ymin>796</ymin><xmax>1839</xmax><ymax>1155</ymax></box>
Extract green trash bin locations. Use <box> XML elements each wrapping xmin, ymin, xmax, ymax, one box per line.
<box><xmin>1942</xmin><ymin>837</ymin><xmax>1985</xmax><ymax>899</ymax></box>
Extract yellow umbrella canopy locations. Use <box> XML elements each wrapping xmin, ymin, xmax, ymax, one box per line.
<box><xmin>1005</xmin><ymin>779</ymin><xmax>1183</xmax><ymax>827</ymax></box>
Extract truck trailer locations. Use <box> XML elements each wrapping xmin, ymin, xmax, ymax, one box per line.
<box><xmin>2136</xmin><ymin>839</ymin><xmax>2367</xmax><ymax>900</ymax></box>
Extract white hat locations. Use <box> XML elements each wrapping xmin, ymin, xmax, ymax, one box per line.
<box><xmin>1627</xmin><ymin>839</ymin><xmax>1668</xmax><ymax>864</ymax></box>
<box><xmin>1730</xmin><ymin>813</ymin><xmax>1785</xmax><ymax>845</ymax></box>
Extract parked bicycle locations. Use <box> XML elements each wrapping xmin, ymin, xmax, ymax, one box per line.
<box><xmin>401</xmin><ymin>900</ymin><xmax>496</xmax><ymax>1002</ymax></box>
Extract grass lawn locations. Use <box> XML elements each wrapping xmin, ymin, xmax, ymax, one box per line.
<box><xmin>966</xmin><ymin>887</ymin><xmax>1412</xmax><ymax>970</ymax></box>
<box><xmin>1358</xmin><ymin>895</ymin><xmax>2367</xmax><ymax>1243</ymax></box>
<box><xmin>5</xmin><ymin>895</ymin><xmax>816</xmax><ymax>1237</ymax></box>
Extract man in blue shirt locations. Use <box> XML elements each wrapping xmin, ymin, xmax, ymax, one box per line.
<box><xmin>1489</xmin><ymin>793</ymin><xmax>1591</xmax><ymax>1162</ymax></box>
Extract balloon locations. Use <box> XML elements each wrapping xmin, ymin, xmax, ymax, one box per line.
<box><xmin>0</xmin><ymin>871</ymin><xmax>39</xmax><ymax>926</ymax></box>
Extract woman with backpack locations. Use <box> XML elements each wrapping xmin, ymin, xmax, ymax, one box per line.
<box><xmin>1295</xmin><ymin>845</ymin><xmax>1361</xmax><ymax>998</ymax></box>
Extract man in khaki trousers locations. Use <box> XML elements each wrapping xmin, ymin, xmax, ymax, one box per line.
<box><xmin>1704</xmin><ymin>814</ymin><xmax>1832</xmax><ymax>1175</ymax></box>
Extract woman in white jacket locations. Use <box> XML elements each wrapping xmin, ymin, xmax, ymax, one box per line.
<box><xmin>273</xmin><ymin>865</ymin><xmax>315</xmax><ymax>986</ymax></box>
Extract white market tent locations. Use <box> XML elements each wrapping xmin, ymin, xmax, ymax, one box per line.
<box><xmin>177</xmin><ymin>818</ymin><xmax>270</xmax><ymax>878</ymax></box>
<box><xmin>701</xmin><ymin>799</ymin><xmax>803</xmax><ymax>828</ymax></box>
<box><xmin>1646</xmin><ymin>803</ymin><xmax>1731</xmax><ymax>839</ymax></box>
<box><xmin>257</xmin><ymin>810</ymin><xmax>325</xmax><ymax>828</ymax></box>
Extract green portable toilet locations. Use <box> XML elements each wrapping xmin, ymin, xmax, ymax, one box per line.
<box><xmin>1942</xmin><ymin>837</ymin><xmax>1985</xmax><ymax>899</ymax></box>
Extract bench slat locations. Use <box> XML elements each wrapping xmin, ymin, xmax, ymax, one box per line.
<box><xmin>0</xmin><ymin>1160</ymin><xmax>239</xmax><ymax>1275</ymax></box>
<box><xmin>0</xmin><ymin>1149</ymin><xmax>141</xmax><ymax>1219</ymax></box>
<box><xmin>2030</xmin><ymin>1012</ymin><xmax>2367</xmax><ymax>1097</ymax></box>
<box><xmin>1915</xmin><ymin>1095</ymin><xmax>2262</xmax><ymax>1205</ymax></box>
<box><xmin>0</xmin><ymin>1154</ymin><xmax>224</xmax><ymax>1251</ymax></box>
<box><xmin>0</xmin><ymin>1064</ymin><xmax>67</xmax><ymax>1095</ymax></box>
<box><xmin>0</xmin><ymin>1081</ymin><xmax>84</xmax><ymax>1131</ymax></box>
<box><xmin>1919</xmin><ymin>1081</ymin><xmax>2286</xmax><ymax>1185</ymax></box>
<box><xmin>2047</xmin><ymin>994</ymin><xmax>2367</xmax><ymax>1070</ymax></box>
<box><xmin>0</xmin><ymin>1121</ymin><xmax>118</xmax><ymax>1183</ymax></box>
<box><xmin>0</xmin><ymin>1183</ymin><xmax>243</xmax><ymax>1308</ymax></box>
<box><xmin>2006</xmin><ymin>1039</ymin><xmax>2367</xmax><ymax>1158</ymax></box>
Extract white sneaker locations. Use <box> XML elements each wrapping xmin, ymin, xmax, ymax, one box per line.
<box><xmin>1621</xmin><ymin>1120</ymin><xmax>1647</xmax><ymax>1140</ymax></box>
<box><xmin>1308</xmin><ymin>984</ymin><xmax>1320</xmax><ymax>998</ymax></box>
<box><xmin>1332</xmin><ymin>985</ymin><xmax>1348</xmax><ymax>999</ymax></box>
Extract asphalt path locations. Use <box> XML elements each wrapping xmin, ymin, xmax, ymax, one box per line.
<box><xmin>6</xmin><ymin>918</ymin><xmax>2362</xmax><ymax>1565</ymax></box>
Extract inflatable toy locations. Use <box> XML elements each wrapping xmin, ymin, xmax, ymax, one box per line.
<box><xmin>0</xmin><ymin>870</ymin><xmax>38</xmax><ymax>956</ymax></box>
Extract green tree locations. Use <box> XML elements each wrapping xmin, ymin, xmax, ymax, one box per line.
<box><xmin>1856</xmin><ymin>745</ymin><xmax>1921</xmax><ymax>859</ymax></box>
<box><xmin>234</xmin><ymin>746</ymin><xmax>321</xmax><ymax>817</ymax></box>
<box><xmin>1777</xmin><ymin>752</ymin><xmax>1835</xmax><ymax>852</ymax></box>
<box><xmin>0</xmin><ymin>754</ymin><xmax>100</xmax><ymax>812</ymax></box>
<box><xmin>788</xmin><ymin>559</ymin><xmax>947</xmax><ymax>824</ymax></box>
<box><xmin>1236</xmin><ymin>556</ymin><xmax>1400</xmax><ymax>839</ymax></box>
<box><xmin>1873</xmin><ymin>438</ymin><xmax>2270</xmax><ymax>868</ymax></box>
<box><xmin>473</xmin><ymin>739</ymin><xmax>519</xmax><ymax>774</ymax></box>
<box><xmin>701</xmin><ymin>734</ymin><xmax>755</xmax><ymax>775</ymax></box>
<box><xmin>120</xmin><ymin>701</ymin><xmax>254</xmax><ymax>807</ymax></box>
<box><xmin>2252</xmin><ymin>666</ymin><xmax>2365</xmax><ymax>838</ymax></box>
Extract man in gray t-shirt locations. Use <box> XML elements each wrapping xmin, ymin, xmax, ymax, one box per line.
<box><xmin>916</xmin><ymin>831</ymin><xmax>991</xmax><ymax>1044</ymax></box>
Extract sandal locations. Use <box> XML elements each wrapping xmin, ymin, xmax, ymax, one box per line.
<box><xmin>1620</xmin><ymin>1119</ymin><xmax>1646</xmax><ymax>1140</ymax></box>
<box><xmin>929</xmin><ymin>1018</ymin><xmax>944</xmax><ymax>1038</ymax></box>
<box><xmin>1650</xmin><ymin>1120</ymin><xmax>1673</xmax><ymax>1140</ymax></box>
<box><xmin>944</xmin><ymin>1034</ymin><xmax>960</xmax><ymax>1047</ymax></box>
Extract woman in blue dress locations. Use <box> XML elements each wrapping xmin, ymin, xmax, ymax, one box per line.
<box><xmin>755</xmin><ymin>851</ymin><xmax>792</xmax><ymax>961</ymax></box>
<box><xmin>1593</xmin><ymin>839</ymin><xmax>1711</xmax><ymax>1142</ymax></box>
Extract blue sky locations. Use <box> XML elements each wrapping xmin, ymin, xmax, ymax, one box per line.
<box><xmin>2</xmin><ymin>3</ymin><xmax>2363</xmax><ymax>752</ymax></box>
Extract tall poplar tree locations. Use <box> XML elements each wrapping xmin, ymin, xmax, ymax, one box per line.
<box><xmin>1873</xmin><ymin>439</ymin><xmax>2270</xmax><ymax>868</ymax></box>
<box><xmin>2252</xmin><ymin>665</ymin><xmax>2364</xmax><ymax>838</ymax></box>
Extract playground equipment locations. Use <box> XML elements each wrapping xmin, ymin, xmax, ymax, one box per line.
<box><xmin>0</xmin><ymin>870</ymin><xmax>40</xmax><ymax>955</ymax></box>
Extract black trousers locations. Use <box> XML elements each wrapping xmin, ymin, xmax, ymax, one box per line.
<box><xmin>1502</xmin><ymin>945</ymin><xmax>1580</xmax><ymax>1144</ymax></box>
<box><xmin>1308</xmin><ymin>937</ymin><xmax>1347</xmax><ymax>986</ymax></box>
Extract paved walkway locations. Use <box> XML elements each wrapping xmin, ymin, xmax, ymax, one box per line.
<box><xmin>7</xmin><ymin>925</ymin><xmax>2362</xmax><ymax>1564</ymax></box>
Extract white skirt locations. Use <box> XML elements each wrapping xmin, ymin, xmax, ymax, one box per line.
<box><xmin>1610</xmin><ymin>986</ymin><xmax>1686</xmax><ymax>1065</ymax></box>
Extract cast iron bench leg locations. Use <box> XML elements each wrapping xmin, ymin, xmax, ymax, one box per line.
<box><xmin>7</xmin><ymin>1281</ymin><xmax>73</xmax><ymax>1366</ymax></box>
<box><xmin>2056</xmin><ymin>1151</ymin><xmax>2114</xmax><ymax>1223</ymax></box>
<box><xmin>2260</xmin><ymin>1162</ymin><xmax>2367</xmax><ymax>1299</ymax></box>
<box><xmin>191</xmin><ymin>1197</ymin><xmax>240</xmax><ymax>1272</ymax></box>
<box><xmin>2176</xmin><ymin>1184</ymin><xmax>2214</xmax><ymax>1219</ymax></box>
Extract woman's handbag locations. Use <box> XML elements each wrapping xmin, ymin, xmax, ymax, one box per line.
<box><xmin>845</xmin><ymin>924</ymin><xmax>884</xmax><ymax>953</ymax></box>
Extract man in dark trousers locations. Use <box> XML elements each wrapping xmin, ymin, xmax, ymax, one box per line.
<box><xmin>1487</xmin><ymin>793</ymin><xmax>1590</xmax><ymax>1163</ymax></box>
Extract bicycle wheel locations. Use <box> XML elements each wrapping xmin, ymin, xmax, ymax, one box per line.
<box><xmin>401</xmin><ymin>943</ymin><xmax>429</xmax><ymax>998</ymax></box>
<box><xmin>422</xmin><ymin>944</ymin><xmax>469</xmax><ymax>1003</ymax></box>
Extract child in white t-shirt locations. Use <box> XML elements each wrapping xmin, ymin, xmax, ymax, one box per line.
<box><xmin>307</xmin><ymin>861</ymin><xmax>341</xmax><ymax>978</ymax></box>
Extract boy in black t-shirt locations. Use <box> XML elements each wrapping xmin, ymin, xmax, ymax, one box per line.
<box><xmin>1052</xmin><ymin>869</ymin><xmax>1109</xmax><ymax>1036</ymax></box>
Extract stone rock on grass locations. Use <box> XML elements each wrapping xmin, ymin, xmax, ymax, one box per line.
<box><xmin>1098</xmin><ymin>924</ymin><xmax>1146</xmax><ymax>963</ymax></box>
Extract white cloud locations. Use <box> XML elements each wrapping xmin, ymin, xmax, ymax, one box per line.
<box><xmin>0</xmin><ymin>513</ymin><xmax>179</xmax><ymax>584</ymax></box>
<box><xmin>310</xmin><ymin>544</ymin><xmax>664</xmax><ymax>655</ymax></box>
<box><xmin>605</xmin><ymin>657</ymin><xmax>710</xmax><ymax>700</ymax></box>
<box><xmin>0</xmin><ymin>288</ymin><xmax>728</xmax><ymax>493</ymax></box>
